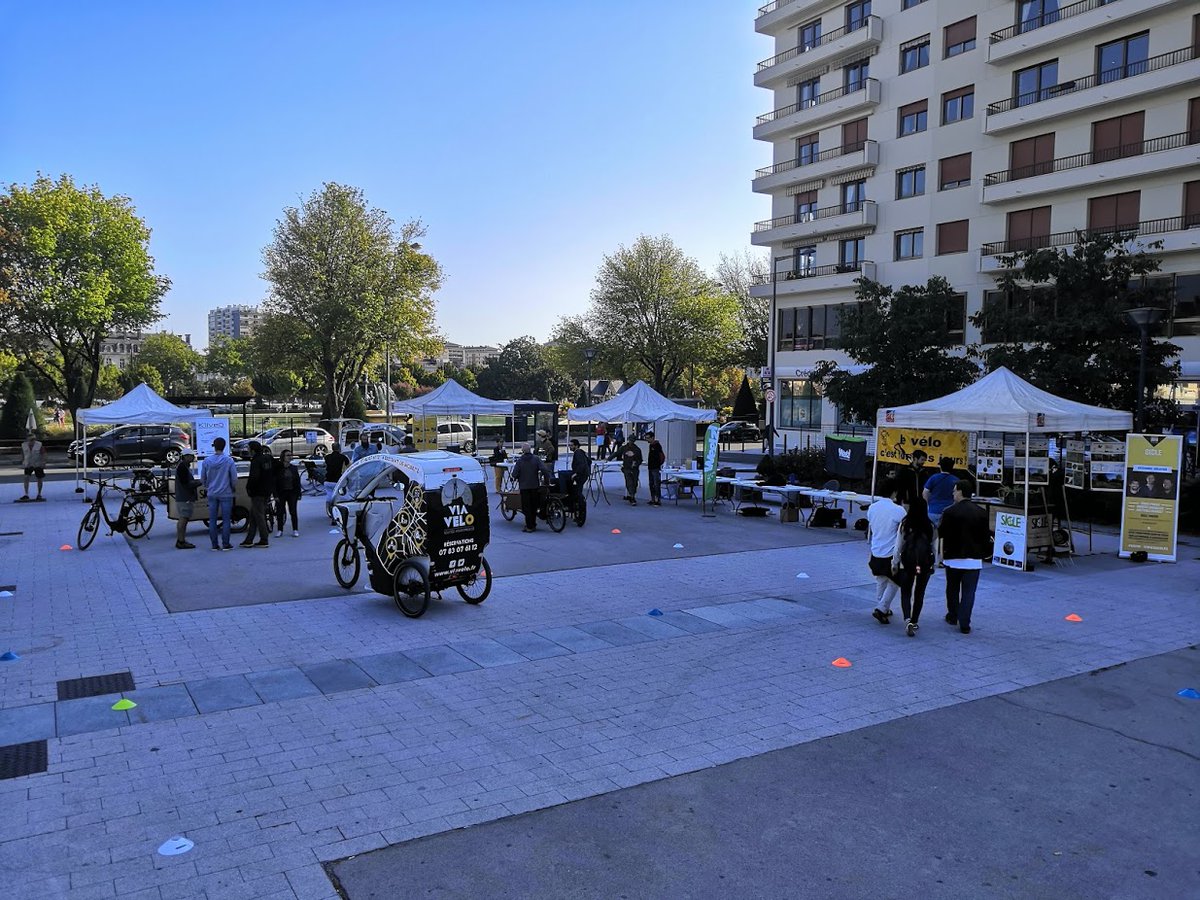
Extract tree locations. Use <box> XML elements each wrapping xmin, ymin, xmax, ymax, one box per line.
<box><xmin>94</xmin><ymin>363</ymin><xmax>122</xmax><ymax>401</ymax></box>
<box><xmin>0</xmin><ymin>174</ymin><xmax>169</xmax><ymax>411</ymax></box>
<box><xmin>118</xmin><ymin>363</ymin><xmax>164</xmax><ymax>396</ymax></box>
<box><xmin>204</xmin><ymin>334</ymin><xmax>252</xmax><ymax>382</ymax></box>
<box><xmin>135</xmin><ymin>333</ymin><xmax>200</xmax><ymax>393</ymax></box>
<box><xmin>715</xmin><ymin>250</ymin><xmax>770</xmax><ymax>368</ymax></box>
<box><xmin>973</xmin><ymin>234</ymin><xmax>1179</xmax><ymax>421</ymax></box>
<box><xmin>343</xmin><ymin>387</ymin><xmax>367</xmax><ymax>420</ymax></box>
<box><xmin>812</xmin><ymin>277</ymin><xmax>980</xmax><ymax>425</ymax></box>
<box><xmin>261</xmin><ymin>183</ymin><xmax>441</xmax><ymax>418</ymax></box>
<box><xmin>582</xmin><ymin>235</ymin><xmax>743</xmax><ymax>395</ymax></box>
<box><xmin>0</xmin><ymin>371</ymin><xmax>42</xmax><ymax>438</ymax></box>
<box><xmin>476</xmin><ymin>336</ymin><xmax>574</xmax><ymax>402</ymax></box>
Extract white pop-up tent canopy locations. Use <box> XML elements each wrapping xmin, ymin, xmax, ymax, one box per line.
<box><xmin>566</xmin><ymin>380</ymin><xmax>716</xmax><ymax>424</ymax></box>
<box><xmin>390</xmin><ymin>379</ymin><xmax>514</xmax><ymax>417</ymax></box>
<box><xmin>77</xmin><ymin>383</ymin><xmax>214</xmax><ymax>425</ymax></box>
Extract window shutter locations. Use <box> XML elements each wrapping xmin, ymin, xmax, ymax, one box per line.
<box><xmin>1185</xmin><ymin>181</ymin><xmax>1200</xmax><ymax>224</ymax></box>
<box><xmin>841</xmin><ymin>117</ymin><xmax>868</xmax><ymax>150</ymax></box>
<box><xmin>939</xmin><ymin>153</ymin><xmax>971</xmax><ymax>187</ymax></box>
<box><xmin>899</xmin><ymin>99</ymin><xmax>927</xmax><ymax>118</ymax></box>
<box><xmin>937</xmin><ymin>220</ymin><xmax>969</xmax><ymax>255</ymax></box>
<box><xmin>942</xmin><ymin>85</ymin><xmax>973</xmax><ymax>103</ymax></box>
<box><xmin>944</xmin><ymin>17</ymin><xmax>976</xmax><ymax>47</ymax></box>
<box><xmin>1115</xmin><ymin>191</ymin><xmax>1140</xmax><ymax>227</ymax></box>
<box><xmin>1088</xmin><ymin>196</ymin><xmax>1115</xmax><ymax>231</ymax></box>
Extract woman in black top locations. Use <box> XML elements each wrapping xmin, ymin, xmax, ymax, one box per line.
<box><xmin>488</xmin><ymin>437</ymin><xmax>508</xmax><ymax>493</ymax></box>
<box><xmin>892</xmin><ymin>494</ymin><xmax>935</xmax><ymax>637</ymax></box>
<box><xmin>275</xmin><ymin>449</ymin><xmax>303</xmax><ymax>537</ymax></box>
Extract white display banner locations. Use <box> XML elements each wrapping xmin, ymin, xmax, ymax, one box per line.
<box><xmin>194</xmin><ymin>418</ymin><xmax>230</xmax><ymax>460</ymax></box>
<box><xmin>992</xmin><ymin>510</ymin><xmax>1028</xmax><ymax>572</ymax></box>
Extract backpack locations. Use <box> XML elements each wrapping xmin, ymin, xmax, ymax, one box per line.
<box><xmin>900</xmin><ymin>528</ymin><xmax>934</xmax><ymax>572</ymax></box>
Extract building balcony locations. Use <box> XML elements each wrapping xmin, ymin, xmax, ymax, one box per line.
<box><xmin>981</xmin><ymin>132</ymin><xmax>1200</xmax><ymax>203</ymax></box>
<box><xmin>755</xmin><ymin>16</ymin><xmax>883</xmax><ymax>89</ymax></box>
<box><xmin>754</xmin><ymin>78</ymin><xmax>881</xmax><ymax>141</ymax></box>
<box><xmin>753</xmin><ymin>140</ymin><xmax>879</xmax><ymax>194</ymax></box>
<box><xmin>751</xmin><ymin>200</ymin><xmax>878</xmax><ymax>246</ymax></box>
<box><xmin>986</xmin><ymin>0</ymin><xmax>1187</xmax><ymax>64</ymax></box>
<box><xmin>755</xmin><ymin>0</ymin><xmax>844</xmax><ymax>35</ymax></box>
<box><xmin>978</xmin><ymin>215</ymin><xmax>1200</xmax><ymax>272</ymax></box>
<box><xmin>749</xmin><ymin>261</ymin><xmax>877</xmax><ymax>297</ymax></box>
<box><xmin>984</xmin><ymin>47</ymin><xmax>1200</xmax><ymax>135</ymax></box>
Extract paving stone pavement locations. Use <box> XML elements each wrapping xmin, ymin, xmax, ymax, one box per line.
<box><xmin>1</xmin><ymin>481</ymin><xmax>1198</xmax><ymax>899</ymax></box>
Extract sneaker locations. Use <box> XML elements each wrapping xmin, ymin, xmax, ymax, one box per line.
<box><xmin>906</xmin><ymin>620</ymin><xmax>918</xmax><ymax>637</ymax></box>
<box><xmin>34</xmin><ymin>496</ymin><xmax>45</xmax><ymax>502</ymax></box>
<box><xmin>175</xmin><ymin>541</ymin><xmax>196</xmax><ymax>550</ymax></box>
<box><xmin>275</xmin><ymin>530</ymin><xmax>283</xmax><ymax>539</ymax></box>
<box><xmin>15</xmin><ymin>496</ymin><xmax>29</xmax><ymax>503</ymax></box>
<box><xmin>220</xmin><ymin>545</ymin><xmax>234</xmax><ymax>551</ymax></box>
<box><xmin>945</xmin><ymin>613</ymin><xmax>957</xmax><ymax>625</ymax></box>
<box><xmin>211</xmin><ymin>546</ymin><xmax>221</xmax><ymax>552</ymax></box>
<box><xmin>872</xmin><ymin>608</ymin><xmax>890</xmax><ymax>625</ymax></box>
<box><xmin>959</xmin><ymin>624</ymin><xmax>971</xmax><ymax>634</ymax></box>
<box><xmin>240</xmin><ymin>542</ymin><xmax>255</xmax><ymax>548</ymax></box>
<box><xmin>292</xmin><ymin>531</ymin><xmax>299</xmax><ymax>537</ymax></box>
<box><xmin>254</xmin><ymin>541</ymin><xmax>269</xmax><ymax>548</ymax></box>
<box><xmin>630</xmin><ymin>500</ymin><xmax>638</xmax><ymax>506</ymax></box>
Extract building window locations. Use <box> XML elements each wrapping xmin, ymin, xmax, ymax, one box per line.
<box><xmin>1088</xmin><ymin>191</ymin><xmax>1141</xmax><ymax>233</ymax></box>
<box><xmin>939</xmin><ymin>153</ymin><xmax>971</xmax><ymax>190</ymax></box>
<box><xmin>839</xmin><ymin>237</ymin><xmax>865</xmax><ymax>268</ymax></box>
<box><xmin>1097</xmin><ymin>33</ymin><xmax>1149</xmax><ymax>84</ymax></box>
<box><xmin>793</xmin><ymin>245</ymin><xmax>816</xmax><ymax>276</ymax></box>
<box><xmin>780</xmin><ymin>379</ymin><xmax>822</xmax><ymax>429</ymax></box>
<box><xmin>799</xmin><ymin>19</ymin><xmax>822</xmax><ymax>52</ymax></box>
<box><xmin>1009</xmin><ymin>133</ymin><xmax>1056</xmax><ymax>180</ymax></box>
<box><xmin>895</xmin><ymin>229</ymin><xmax>924</xmax><ymax>260</ymax></box>
<box><xmin>796</xmin><ymin>132</ymin><xmax>820</xmax><ymax>166</ymax></box>
<box><xmin>946</xmin><ymin>294</ymin><xmax>967</xmax><ymax>345</ymax></box>
<box><xmin>1014</xmin><ymin>60</ymin><xmax>1058</xmax><ymax>107</ymax></box>
<box><xmin>844</xmin><ymin>59</ymin><xmax>870</xmax><ymax>92</ymax></box>
<box><xmin>845</xmin><ymin>0</ymin><xmax>871</xmax><ymax>33</ymax></box>
<box><xmin>896</xmin><ymin>165</ymin><xmax>926</xmax><ymax>199</ymax></box>
<box><xmin>900</xmin><ymin>37</ymin><xmax>930</xmax><ymax>74</ymax></box>
<box><xmin>942</xmin><ymin>86</ymin><xmax>974</xmax><ymax>125</ymax></box>
<box><xmin>1092</xmin><ymin>112</ymin><xmax>1145</xmax><ymax>162</ymax></box>
<box><xmin>841</xmin><ymin>180</ymin><xmax>866</xmax><ymax>213</ymax></box>
<box><xmin>943</xmin><ymin>17</ymin><xmax>976</xmax><ymax>57</ymax></box>
<box><xmin>937</xmin><ymin>220</ymin><xmax>969</xmax><ymax>255</ymax></box>
<box><xmin>841</xmin><ymin>117</ymin><xmax>867</xmax><ymax>153</ymax></box>
<box><xmin>797</xmin><ymin>77</ymin><xmax>821</xmax><ymax>108</ymax></box>
<box><xmin>1006</xmin><ymin>206</ymin><xmax>1052</xmax><ymax>251</ymax></box>
<box><xmin>1190</xmin><ymin>97</ymin><xmax>1200</xmax><ymax>146</ymax></box>
<box><xmin>777</xmin><ymin>308</ymin><xmax>796</xmax><ymax>351</ymax></box>
<box><xmin>1018</xmin><ymin>0</ymin><xmax>1060</xmax><ymax>35</ymax></box>
<box><xmin>902</xmin><ymin>0</ymin><xmax>927</xmax><ymax>8</ymax></box>
<box><xmin>794</xmin><ymin>190</ymin><xmax>818</xmax><ymax>222</ymax></box>
<box><xmin>898</xmin><ymin>100</ymin><xmax>928</xmax><ymax>137</ymax></box>
<box><xmin>1185</xmin><ymin>181</ymin><xmax>1200</xmax><ymax>228</ymax></box>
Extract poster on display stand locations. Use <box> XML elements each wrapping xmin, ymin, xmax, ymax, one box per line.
<box><xmin>1119</xmin><ymin>434</ymin><xmax>1183</xmax><ymax>562</ymax></box>
<box><xmin>1089</xmin><ymin>440</ymin><xmax>1126</xmax><ymax>492</ymax></box>
<box><xmin>194</xmin><ymin>418</ymin><xmax>230</xmax><ymax>462</ymax></box>
<box><xmin>976</xmin><ymin>436</ymin><xmax>1004</xmax><ymax>483</ymax></box>
<box><xmin>1064</xmin><ymin>440</ymin><xmax>1087</xmax><ymax>489</ymax></box>
<box><xmin>1013</xmin><ymin>435</ymin><xmax>1049</xmax><ymax>485</ymax></box>
<box><xmin>992</xmin><ymin>511</ymin><xmax>1028</xmax><ymax>571</ymax></box>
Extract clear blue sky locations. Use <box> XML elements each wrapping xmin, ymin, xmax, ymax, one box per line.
<box><xmin>1</xmin><ymin>1</ymin><xmax>766</xmax><ymax>350</ymax></box>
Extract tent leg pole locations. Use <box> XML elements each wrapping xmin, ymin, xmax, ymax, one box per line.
<box><xmin>1023</xmin><ymin>429</ymin><xmax>1031</xmax><ymax>566</ymax></box>
<box><xmin>870</xmin><ymin>429</ymin><xmax>878</xmax><ymax>499</ymax></box>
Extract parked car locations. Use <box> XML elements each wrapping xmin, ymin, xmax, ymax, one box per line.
<box><xmin>719</xmin><ymin>421</ymin><xmax>762</xmax><ymax>443</ymax></box>
<box><xmin>435</xmin><ymin>422</ymin><xmax>475</xmax><ymax>453</ymax></box>
<box><xmin>230</xmin><ymin>426</ymin><xmax>334</xmax><ymax>459</ymax></box>
<box><xmin>69</xmin><ymin>425</ymin><xmax>191</xmax><ymax>468</ymax></box>
<box><xmin>341</xmin><ymin>423</ymin><xmax>410</xmax><ymax>451</ymax></box>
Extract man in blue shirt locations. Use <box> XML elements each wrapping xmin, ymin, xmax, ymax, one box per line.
<box><xmin>922</xmin><ymin>457</ymin><xmax>959</xmax><ymax>526</ymax></box>
<box><xmin>201</xmin><ymin>437</ymin><xmax>239</xmax><ymax>551</ymax></box>
<box><xmin>352</xmin><ymin>433</ymin><xmax>378</xmax><ymax>462</ymax></box>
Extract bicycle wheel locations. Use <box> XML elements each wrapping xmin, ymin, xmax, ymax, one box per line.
<box><xmin>500</xmin><ymin>498</ymin><xmax>516</xmax><ymax>521</ymax></box>
<box><xmin>123</xmin><ymin>499</ymin><xmax>155</xmax><ymax>539</ymax></box>
<box><xmin>546</xmin><ymin>497</ymin><xmax>566</xmax><ymax>533</ymax></box>
<box><xmin>393</xmin><ymin>560</ymin><xmax>430</xmax><ymax>618</ymax></box>
<box><xmin>456</xmin><ymin>556</ymin><xmax>492</xmax><ymax>605</ymax></box>
<box><xmin>229</xmin><ymin>505</ymin><xmax>249</xmax><ymax>534</ymax></box>
<box><xmin>574</xmin><ymin>496</ymin><xmax>587</xmax><ymax>527</ymax></box>
<box><xmin>333</xmin><ymin>538</ymin><xmax>360</xmax><ymax>589</ymax></box>
<box><xmin>77</xmin><ymin>506</ymin><xmax>101</xmax><ymax>550</ymax></box>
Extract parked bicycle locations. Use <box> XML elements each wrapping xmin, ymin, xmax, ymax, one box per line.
<box><xmin>77</xmin><ymin>478</ymin><xmax>155</xmax><ymax>550</ymax></box>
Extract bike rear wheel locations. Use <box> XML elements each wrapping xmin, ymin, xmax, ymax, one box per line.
<box><xmin>546</xmin><ymin>498</ymin><xmax>566</xmax><ymax>533</ymax></box>
<box><xmin>456</xmin><ymin>556</ymin><xmax>492</xmax><ymax>604</ymax></box>
<box><xmin>77</xmin><ymin>506</ymin><xmax>101</xmax><ymax>550</ymax></box>
<box><xmin>123</xmin><ymin>499</ymin><xmax>155</xmax><ymax>539</ymax></box>
<box><xmin>394</xmin><ymin>560</ymin><xmax>430</xmax><ymax>618</ymax></box>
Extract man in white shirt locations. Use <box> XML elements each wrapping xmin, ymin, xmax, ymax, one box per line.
<box><xmin>866</xmin><ymin>478</ymin><xmax>907</xmax><ymax>625</ymax></box>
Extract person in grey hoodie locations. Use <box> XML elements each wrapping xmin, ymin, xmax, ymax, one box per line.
<box><xmin>202</xmin><ymin>437</ymin><xmax>239</xmax><ymax>550</ymax></box>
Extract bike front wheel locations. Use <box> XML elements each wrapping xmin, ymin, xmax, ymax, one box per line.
<box><xmin>123</xmin><ymin>499</ymin><xmax>155</xmax><ymax>539</ymax></box>
<box><xmin>333</xmin><ymin>538</ymin><xmax>360</xmax><ymax>589</ymax></box>
<box><xmin>77</xmin><ymin>506</ymin><xmax>101</xmax><ymax>550</ymax></box>
<box><xmin>546</xmin><ymin>498</ymin><xmax>566</xmax><ymax>533</ymax></box>
<box><xmin>456</xmin><ymin>556</ymin><xmax>492</xmax><ymax>605</ymax></box>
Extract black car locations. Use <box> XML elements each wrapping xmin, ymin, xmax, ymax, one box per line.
<box><xmin>69</xmin><ymin>425</ymin><xmax>192</xmax><ymax>468</ymax></box>
<box><xmin>719</xmin><ymin>421</ymin><xmax>762</xmax><ymax>443</ymax></box>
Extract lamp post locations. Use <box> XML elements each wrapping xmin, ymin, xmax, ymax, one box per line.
<box><xmin>584</xmin><ymin>347</ymin><xmax>596</xmax><ymax>458</ymax></box>
<box><xmin>1127</xmin><ymin>307</ymin><xmax>1163</xmax><ymax>433</ymax></box>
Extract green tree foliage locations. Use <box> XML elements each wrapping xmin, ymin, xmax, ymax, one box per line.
<box><xmin>813</xmin><ymin>277</ymin><xmax>979</xmax><ymax>425</ymax></box>
<box><xmin>119</xmin><ymin>362</ymin><xmax>165</xmax><ymax>396</ymax></box>
<box><xmin>261</xmin><ymin>183</ymin><xmax>441</xmax><ymax>418</ymax></box>
<box><xmin>561</xmin><ymin>236</ymin><xmax>743</xmax><ymax>395</ymax></box>
<box><xmin>343</xmin><ymin>386</ymin><xmax>367</xmax><ymax>420</ymax></box>
<box><xmin>973</xmin><ymin>234</ymin><xmax>1179</xmax><ymax>421</ymax></box>
<box><xmin>476</xmin><ymin>336</ymin><xmax>574</xmax><ymax>402</ymax></box>
<box><xmin>135</xmin><ymin>333</ymin><xmax>201</xmax><ymax>393</ymax></box>
<box><xmin>94</xmin><ymin>363</ymin><xmax>122</xmax><ymax>401</ymax></box>
<box><xmin>440</xmin><ymin>362</ymin><xmax>477</xmax><ymax>391</ymax></box>
<box><xmin>204</xmin><ymin>334</ymin><xmax>252</xmax><ymax>381</ymax></box>
<box><xmin>0</xmin><ymin>371</ymin><xmax>42</xmax><ymax>438</ymax></box>
<box><xmin>0</xmin><ymin>174</ymin><xmax>169</xmax><ymax>410</ymax></box>
<box><xmin>715</xmin><ymin>250</ymin><xmax>770</xmax><ymax>368</ymax></box>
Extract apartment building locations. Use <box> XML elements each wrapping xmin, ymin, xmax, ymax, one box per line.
<box><xmin>420</xmin><ymin>342</ymin><xmax>502</xmax><ymax>372</ymax></box>
<box><xmin>206</xmin><ymin>304</ymin><xmax>263</xmax><ymax>344</ymax></box>
<box><xmin>752</xmin><ymin>0</ymin><xmax>1200</xmax><ymax>440</ymax></box>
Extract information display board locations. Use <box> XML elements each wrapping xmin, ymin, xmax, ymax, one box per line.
<box><xmin>976</xmin><ymin>436</ymin><xmax>1004</xmax><ymax>483</ymax></box>
<box><xmin>1064</xmin><ymin>440</ymin><xmax>1087</xmax><ymax>489</ymax></box>
<box><xmin>876</xmin><ymin>428</ymin><xmax>969</xmax><ymax>468</ymax></box>
<box><xmin>992</xmin><ymin>511</ymin><xmax>1028</xmax><ymax>571</ymax></box>
<box><xmin>1089</xmin><ymin>440</ymin><xmax>1126</xmax><ymax>492</ymax></box>
<box><xmin>194</xmin><ymin>418</ymin><xmax>230</xmax><ymax>461</ymax></box>
<box><xmin>1012</xmin><ymin>435</ymin><xmax>1049</xmax><ymax>485</ymax></box>
<box><xmin>1119</xmin><ymin>434</ymin><xmax>1183</xmax><ymax>561</ymax></box>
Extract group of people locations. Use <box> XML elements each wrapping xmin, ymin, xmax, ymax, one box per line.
<box><xmin>616</xmin><ymin>431</ymin><xmax>665</xmax><ymax>506</ymax></box>
<box><xmin>866</xmin><ymin>457</ymin><xmax>991</xmax><ymax>637</ymax></box>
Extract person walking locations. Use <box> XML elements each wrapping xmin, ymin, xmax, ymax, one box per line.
<box><xmin>922</xmin><ymin>456</ymin><xmax>958</xmax><ymax>563</ymax></box>
<box><xmin>202</xmin><ymin>437</ymin><xmax>238</xmax><ymax>551</ymax></box>
<box><xmin>242</xmin><ymin>441</ymin><xmax>275</xmax><ymax>547</ymax></box>
<box><xmin>488</xmin><ymin>437</ymin><xmax>508</xmax><ymax>494</ymax></box>
<box><xmin>620</xmin><ymin>435</ymin><xmax>643</xmax><ymax>505</ymax></box>
<box><xmin>512</xmin><ymin>442</ymin><xmax>550</xmax><ymax>533</ymax></box>
<box><xmin>892</xmin><ymin>494</ymin><xmax>935</xmax><ymax>637</ymax></box>
<box><xmin>275</xmin><ymin>449</ymin><xmax>302</xmax><ymax>537</ymax></box>
<box><xmin>323</xmin><ymin>442</ymin><xmax>350</xmax><ymax>524</ymax></box>
<box><xmin>173</xmin><ymin>449</ymin><xmax>199</xmax><ymax>549</ymax></box>
<box><xmin>19</xmin><ymin>430</ymin><xmax>47</xmax><ymax>502</ymax></box>
<box><xmin>939</xmin><ymin>479</ymin><xmax>991</xmax><ymax>634</ymax></box>
<box><xmin>866</xmin><ymin>478</ymin><xmax>907</xmax><ymax>625</ymax></box>
<box><xmin>646</xmin><ymin>431</ymin><xmax>665</xmax><ymax>506</ymax></box>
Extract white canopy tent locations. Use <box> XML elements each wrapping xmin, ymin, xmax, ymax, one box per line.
<box><xmin>874</xmin><ymin>367</ymin><xmax>1132</xmax><ymax>550</ymax></box>
<box><xmin>565</xmin><ymin>380</ymin><xmax>716</xmax><ymax>424</ymax></box>
<box><xmin>389</xmin><ymin>380</ymin><xmax>514</xmax><ymax>417</ymax></box>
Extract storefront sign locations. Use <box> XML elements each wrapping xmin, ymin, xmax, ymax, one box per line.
<box><xmin>194</xmin><ymin>418</ymin><xmax>230</xmax><ymax>460</ymax></box>
<box><xmin>702</xmin><ymin>424</ymin><xmax>719</xmax><ymax>503</ymax></box>
<box><xmin>1119</xmin><ymin>434</ymin><xmax>1183</xmax><ymax>562</ymax></box>
<box><xmin>992</xmin><ymin>511</ymin><xmax>1028</xmax><ymax>571</ymax></box>
<box><xmin>877</xmin><ymin>428</ymin><xmax>969</xmax><ymax>468</ymax></box>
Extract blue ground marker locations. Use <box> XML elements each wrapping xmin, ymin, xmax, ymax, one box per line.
<box><xmin>1177</xmin><ymin>688</ymin><xmax>1200</xmax><ymax>700</ymax></box>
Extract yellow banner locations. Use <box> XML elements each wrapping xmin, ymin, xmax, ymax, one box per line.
<box><xmin>876</xmin><ymin>428</ymin><xmax>969</xmax><ymax>468</ymax></box>
<box><xmin>1120</xmin><ymin>434</ymin><xmax>1182</xmax><ymax>561</ymax></box>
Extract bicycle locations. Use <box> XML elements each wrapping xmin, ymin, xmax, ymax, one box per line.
<box><xmin>77</xmin><ymin>479</ymin><xmax>155</xmax><ymax>550</ymax></box>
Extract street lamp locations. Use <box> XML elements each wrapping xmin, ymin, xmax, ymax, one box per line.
<box><xmin>1127</xmin><ymin>307</ymin><xmax>1163</xmax><ymax>433</ymax></box>
<box><xmin>583</xmin><ymin>347</ymin><xmax>596</xmax><ymax>458</ymax></box>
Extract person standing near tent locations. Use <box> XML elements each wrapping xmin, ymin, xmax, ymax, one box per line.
<box><xmin>620</xmin><ymin>436</ymin><xmax>642</xmax><ymax>505</ymax></box>
<box><xmin>610</xmin><ymin>424</ymin><xmax>625</xmax><ymax>460</ymax></box>
<box><xmin>899</xmin><ymin>449</ymin><xmax>928</xmax><ymax>504</ymax></box>
<box><xmin>274</xmin><ymin>449</ymin><xmax>302</xmax><ymax>538</ymax></box>
<box><xmin>568</xmin><ymin>439</ymin><xmax>590</xmax><ymax>502</ymax></box>
<box><xmin>939</xmin><ymin>480</ymin><xmax>991</xmax><ymax>634</ymax></box>
<box><xmin>242</xmin><ymin>441</ymin><xmax>274</xmax><ymax>547</ymax></box>
<box><xmin>646</xmin><ymin>431</ymin><xmax>665</xmax><ymax>506</ymax></box>
<box><xmin>174</xmin><ymin>449</ymin><xmax>199</xmax><ymax>549</ymax></box>
<box><xmin>512</xmin><ymin>442</ymin><xmax>551</xmax><ymax>533</ymax></box>
<box><xmin>19</xmin><ymin>430</ymin><xmax>47</xmax><ymax>502</ymax></box>
<box><xmin>922</xmin><ymin>457</ymin><xmax>958</xmax><ymax>527</ymax></box>
<box><xmin>352</xmin><ymin>433</ymin><xmax>376</xmax><ymax>462</ymax></box>
<box><xmin>866</xmin><ymin>479</ymin><xmax>906</xmax><ymax>625</ymax></box>
<box><xmin>595</xmin><ymin>421</ymin><xmax>607</xmax><ymax>458</ymax></box>
<box><xmin>202</xmin><ymin>437</ymin><xmax>237</xmax><ymax>551</ymax></box>
<box><xmin>488</xmin><ymin>437</ymin><xmax>508</xmax><ymax>494</ymax></box>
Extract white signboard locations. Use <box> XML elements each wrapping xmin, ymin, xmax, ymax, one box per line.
<box><xmin>305</xmin><ymin>430</ymin><xmax>318</xmax><ymax>445</ymax></box>
<box><xmin>992</xmin><ymin>511</ymin><xmax>1028</xmax><ymax>572</ymax></box>
<box><xmin>194</xmin><ymin>418</ymin><xmax>230</xmax><ymax>460</ymax></box>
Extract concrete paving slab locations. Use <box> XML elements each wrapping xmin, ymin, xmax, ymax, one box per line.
<box><xmin>683</xmin><ymin>603</ymin><xmax>763</xmax><ymax>627</ymax></box>
<box><xmin>301</xmin><ymin>660</ymin><xmax>377</xmax><ymax>694</ymax></box>
<box><xmin>246</xmin><ymin>666</ymin><xmax>324</xmax><ymax>702</ymax></box>
<box><xmin>0</xmin><ymin>703</ymin><xmax>55</xmax><ymax>743</ymax></box>
<box><xmin>653</xmin><ymin>610</ymin><xmax>727</xmax><ymax>635</ymax></box>
<box><xmin>447</xmin><ymin>638</ymin><xmax>527</xmax><ymax>668</ymax></box>
<box><xmin>492</xmin><ymin>632</ymin><xmax>574</xmax><ymax>661</ymax></box>
<box><xmin>402</xmin><ymin>645</ymin><xmax>481</xmax><ymax>676</ymax></box>
<box><xmin>614</xmin><ymin>614</ymin><xmax>688</xmax><ymax>640</ymax></box>
<box><xmin>55</xmin><ymin>695</ymin><xmax>131</xmax><ymax>737</ymax></box>
<box><xmin>351</xmin><ymin>651</ymin><xmax>431</xmax><ymax>685</ymax></box>
<box><xmin>125</xmin><ymin>683</ymin><xmax>198</xmax><ymax>724</ymax></box>
<box><xmin>186</xmin><ymin>674</ymin><xmax>262</xmax><ymax>714</ymax></box>
<box><xmin>535</xmin><ymin>625</ymin><xmax>614</xmax><ymax>653</ymax></box>
<box><xmin>575</xmin><ymin>620</ymin><xmax>655</xmax><ymax>647</ymax></box>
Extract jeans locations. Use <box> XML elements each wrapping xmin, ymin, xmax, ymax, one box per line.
<box><xmin>623</xmin><ymin>468</ymin><xmax>639</xmax><ymax>501</ymax></box>
<box><xmin>247</xmin><ymin>495</ymin><xmax>270</xmax><ymax>543</ymax></box>
<box><xmin>897</xmin><ymin>568</ymin><xmax>932</xmax><ymax>623</ymax></box>
<box><xmin>945</xmin><ymin>567</ymin><xmax>981</xmax><ymax>627</ymax></box>
<box><xmin>648</xmin><ymin>468</ymin><xmax>662</xmax><ymax>502</ymax></box>
<box><xmin>207</xmin><ymin>496</ymin><xmax>233</xmax><ymax>549</ymax></box>
<box><xmin>276</xmin><ymin>493</ymin><xmax>299</xmax><ymax>531</ymax></box>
